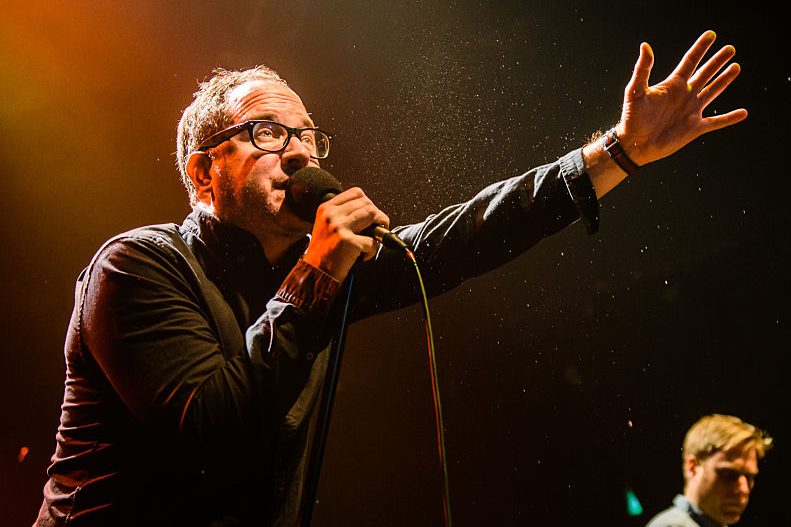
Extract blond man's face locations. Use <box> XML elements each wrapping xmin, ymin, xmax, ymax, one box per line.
<box><xmin>685</xmin><ymin>444</ymin><xmax>758</xmax><ymax>525</ymax></box>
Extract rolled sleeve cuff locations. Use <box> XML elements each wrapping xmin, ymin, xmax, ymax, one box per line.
<box><xmin>277</xmin><ymin>259</ymin><xmax>342</xmax><ymax>314</ymax></box>
<box><xmin>560</xmin><ymin>148</ymin><xmax>599</xmax><ymax>234</ymax></box>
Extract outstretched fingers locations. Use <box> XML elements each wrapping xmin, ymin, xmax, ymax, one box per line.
<box><xmin>688</xmin><ymin>45</ymin><xmax>736</xmax><ymax>93</ymax></box>
<box><xmin>698</xmin><ymin>62</ymin><xmax>742</xmax><ymax>107</ymax></box>
<box><xmin>672</xmin><ymin>30</ymin><xmax>717</xmax><ymax>80</ymax></box>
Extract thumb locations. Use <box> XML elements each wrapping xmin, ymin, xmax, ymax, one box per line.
<box><xmin>626</xmin><ymin>42</ymin><xmax>654</xmax><ymax>97</ymax></box>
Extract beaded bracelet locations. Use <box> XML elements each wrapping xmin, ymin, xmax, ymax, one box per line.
<box><xmin>603</xmin><ymin>129</ymin><xmax>640</xmax><ymax>176</ymax></box>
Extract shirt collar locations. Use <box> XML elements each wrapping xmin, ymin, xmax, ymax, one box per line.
<box><xmin>673</xmin><ymin>494</ymin><xmax>726</xmax><ymax>527</ymax></box>
<box><xmin>181</xmin><ymin>206</ymin><xmax>309</xmax><ymax>288</ymax></box>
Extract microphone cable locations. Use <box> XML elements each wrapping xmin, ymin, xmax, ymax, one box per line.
<box><xmin>287</xmin><ymin>167</ymin><xmax>452</xmax><ymax>526</ymax></box>
<box><xmin>403</xmin><ymin>246</ymin><xmax>452</xmax><ymax>527</ymax></box>
<box><xmin>300</xmin><ymin>245</ymin><xmax>452</xmax><ymax>527</ymax></box>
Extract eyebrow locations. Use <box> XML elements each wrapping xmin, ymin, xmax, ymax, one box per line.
<box><xmin>249</xmin><ymin>113</ymin><xmax>316</xmax><ymax>128</ymax></box>
<box><xmin>716</xmin><ymin>465</ymin><xmax>759</xmax><ymax>476</ymax></box>
<box><xmin>250</xmin><ymin>112</ymin><xmax>276</xmax><ymax>121</ymax></box>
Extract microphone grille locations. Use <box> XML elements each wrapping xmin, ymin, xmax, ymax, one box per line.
<box><xmin>285</xmin><ymin>167</ymin><xmax>343</xmax><ymax>223</ymax></box>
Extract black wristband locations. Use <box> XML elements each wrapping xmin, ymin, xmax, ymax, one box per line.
<box><xmin>603</xmin><ymin>129</ymin><xmax>640</xmax><ymax>176</ymax></box>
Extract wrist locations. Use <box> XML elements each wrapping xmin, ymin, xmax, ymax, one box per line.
<box><xmin>613</xmin><ymin>124</ymin><xmax>649</xmax><ymax>166</ymax></box>
<box><xmin>603</xmin><ymin>128</ymin><xmax>640</xmax><ymax>176</ymax></box>
<box><xmin>278</xmin><ymin>258</ymin><xmax>342</xmax><ymax>314</ymax></box>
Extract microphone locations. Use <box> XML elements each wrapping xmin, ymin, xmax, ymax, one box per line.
<box><xmin>285</xmin><ymin>167</ymin><xmax>409</xmax><ymax>251</ymax></box>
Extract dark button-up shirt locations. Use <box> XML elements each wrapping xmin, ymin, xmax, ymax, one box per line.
<box><xmin>37</xmin><ymin>149</ymin><xmax>597</xmax><ymax>526</ymax></box>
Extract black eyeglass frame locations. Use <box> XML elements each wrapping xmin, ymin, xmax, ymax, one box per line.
<box><xmin>196</xmin><ymin>119</ymin><xmax>332</xmax><ymax>159</ymax></box>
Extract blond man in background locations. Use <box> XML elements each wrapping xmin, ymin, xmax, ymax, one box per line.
<box><xmin>646</xmin><ymin>414</ymin><xmax>772</xmax><ymax>527</ymax></box>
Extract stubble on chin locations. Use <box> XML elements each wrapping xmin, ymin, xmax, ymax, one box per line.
<box><xmin>240</xmin><ymin>182</ymin><xmax>311</xmax><ymax>239</ymax></box>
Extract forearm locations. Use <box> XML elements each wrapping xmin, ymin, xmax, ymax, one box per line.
<box><xmin>582</xmin><ymin>127</ymin><xmax>630</xmax><ymax>199</ymax></box>
<box><xmin>245</xmin><ymin>259</ymin><xmax>341</xmax><ymax>418</ymax></box>
<box><xmin>348</xmin><ymin>149</ymin><xmax>598</xmax><ymax>319</ymax></box>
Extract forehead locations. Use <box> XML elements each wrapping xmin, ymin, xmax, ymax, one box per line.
<box><xmin>708</xmin><ymin>445</ymin><xmax>759</xmax><ymax>473</ymax></box>
<box><xmin>226</xmin><ymin>80</ymin><xmax>312</xmax><ymax>126</ymax></box>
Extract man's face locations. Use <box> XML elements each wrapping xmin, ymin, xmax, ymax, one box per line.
<box><xmin>208</xmin><ymin>80</ymin><xmax>321</xmax><ymax>240</ymax></box>
<box><xmin>686</xmin><ymin>445</ymin><xmax>758</xmax><ymax>525</ymax></box>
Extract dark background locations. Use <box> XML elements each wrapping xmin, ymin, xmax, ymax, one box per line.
<box><xmin>1</xmin><ymin>1</ymin><xmax>788</xmax><ymax>525</ymax></box>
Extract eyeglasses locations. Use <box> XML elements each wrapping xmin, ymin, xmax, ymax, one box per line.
<box><xmin>197</xmin><ymin>120</ymin><xmax>332</xmax><ymax>159</ymax></box>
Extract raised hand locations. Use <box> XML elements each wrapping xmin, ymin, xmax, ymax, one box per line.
<box><xmin>617</xmin><ymin>30</ymin><xmax>747</xmax><ymax>166</ymax></box>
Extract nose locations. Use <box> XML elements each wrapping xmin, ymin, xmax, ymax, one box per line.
<box><xmin>281</xmin><ymin>134</ymin><xmax>312</xmax><ymax>173</ymax></box>
<box><xmin>736</xmin><ymin>475</ymin><xmax>752</xmax><ymax>497</ymax></box>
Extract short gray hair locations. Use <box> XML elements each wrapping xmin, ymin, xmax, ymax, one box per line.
<box><xmin>176</xmin><ymin>66</ymin><xmax>287</xmax><ymax>204</ymax></box>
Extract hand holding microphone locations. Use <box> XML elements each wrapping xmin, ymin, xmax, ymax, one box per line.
<box><xmin>286</xmin><ymin>167</ymin><xmax>408</xmax><ymax>282</ymax></box>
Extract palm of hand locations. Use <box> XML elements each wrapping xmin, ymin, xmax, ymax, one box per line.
<box><xmin>618</xmin><ymin>31</ymin><xmax>746</xmax><ymax>166</ymax></box>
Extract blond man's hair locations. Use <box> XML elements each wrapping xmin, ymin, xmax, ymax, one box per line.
<box><xmin>682</xmin><ymin>414</ymin><xmax>772</xmax><ymax>481</ymax></box>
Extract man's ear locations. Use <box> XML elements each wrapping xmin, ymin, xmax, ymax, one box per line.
<box><xmin>683</xmin><ymin>455</ymin><xmax>699</xmax><ymax>481</ymax></box>
<box><xmin>186</xmin><ymin>151</ymin><xmax>215</xmax><ymax>204</ymax></box>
